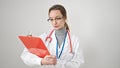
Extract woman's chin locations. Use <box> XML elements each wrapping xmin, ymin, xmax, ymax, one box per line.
<box><xmin>54</xmin><ymin>27</ymin><xmax>65</xmax><ymax>30</ymax></box>
<box><xmin>54</xmin><ymin>27</ymin><xmax>59</xmax><ymax>30</ymax></box>
<box><xmin>54</xmin><ymin>28</ymin><xmax>59</xmax><ymax>30</ymax></box>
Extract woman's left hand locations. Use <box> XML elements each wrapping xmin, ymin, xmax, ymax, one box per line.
<box><xmin>41</xmin><ymin>55</ymin><xmax>57</xmax><ymax>65</ymax></box>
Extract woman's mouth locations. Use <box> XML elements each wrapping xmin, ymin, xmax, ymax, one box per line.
<box><xmin>54</xmin><ymin>26</ymin><xmax>58</xmax><ymax>28</ymax></box>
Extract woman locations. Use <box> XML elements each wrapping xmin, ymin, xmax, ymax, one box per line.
<box><xmin>21</xmin><ymin>4</ymin><xmax>84</xmax><ymax>68</ymax></box>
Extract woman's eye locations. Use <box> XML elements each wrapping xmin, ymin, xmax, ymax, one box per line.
<box><xmin>50</xmin><ymin>19</ymin><xmax>53</xmax><ymax>21</ymax></box>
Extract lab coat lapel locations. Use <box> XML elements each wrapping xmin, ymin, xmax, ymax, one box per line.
<box><xmin>62</xmin><ymin>34</ymin><xmax>70</xmax><ymax>52</ymax></box>
<box><xmin>49</xmin><ymin>31</ymin><xmax>56</xmax><ymax>55</ymax></box>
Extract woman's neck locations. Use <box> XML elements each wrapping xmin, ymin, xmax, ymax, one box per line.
<box><xmin>55</xmin><ymin>27</ymin><xmax>67</xmax><ymax>47</ymax></box>
<box><xmin>55</xmin><ymin>27</ymin><xmax>66</xmax><ymax>35</ymax></box>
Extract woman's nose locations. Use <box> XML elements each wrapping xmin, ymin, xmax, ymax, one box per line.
<box><xmin>52</xmin><ymin>20</ymin><xmax>57</xmax><ymax>25</ymax></box>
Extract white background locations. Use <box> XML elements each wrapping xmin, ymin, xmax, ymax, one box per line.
<box><xmin>0</xmin><ymin>0</ymin><xmax>120</xmax><ymax>68</ymax></box>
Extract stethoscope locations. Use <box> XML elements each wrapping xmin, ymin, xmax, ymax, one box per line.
<box><xmin>45</xmin><ymin>29</ymin><xmax>73</xmax><ymax>59</ymax></box>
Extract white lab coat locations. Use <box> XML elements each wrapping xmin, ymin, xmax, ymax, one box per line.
<box><xmin>21</xmin><ymin>31</ymin><xmax>84</xmax><ymax>68</ymax></box>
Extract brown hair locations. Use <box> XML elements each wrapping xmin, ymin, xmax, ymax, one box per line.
<box><xmin>48</xmin><ymin>4</ymin><xmax>70</xmax><ymax>31</ymax></box>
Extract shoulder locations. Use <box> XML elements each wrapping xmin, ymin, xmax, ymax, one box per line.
<box><xmin>38</xmin><ymin>29</ymin><xmax>53</xmax><ymax>40</ymax></box>
<box><xmin>70</xmin><ymin>34</ymin><xmax>79</xmax><ymax>42</ymax></box>
<box><xmin>69</xmin><ymin>34</ymin><xmax>81</xmax><ymax>53</ymax></box>
<box><xmin>39</xmin><ymin>33</ymin><xmax>47</xmax><ymax>38</ymax></box>
<box><xmin>69</xmin><ymin>33</ymin><xmax>80</xmax><ymax>47</ymax></box>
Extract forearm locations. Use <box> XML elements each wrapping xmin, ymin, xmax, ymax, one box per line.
<box><xmin>56</xmin><ymin>50</ymin><xmax>84</xmax><ymax>68</ymax></box>
<box><xmin>21</xmin><ymin>48</ymin><xmax>42</xmax><ymax>66</ymax></box>
<box><xmin>65</xmin><ymin>61</ymin><xmax>82</xmax><ymax>68</ymax></box>
<box><xmin>56</xmin><ymin>59</ymin><xmax>82</xmax><ymax>68</ymax></box>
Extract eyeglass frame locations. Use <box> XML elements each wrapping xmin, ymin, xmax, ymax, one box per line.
<box><xmin>47</xmin><ymin>16</ymin><xmax>64</xmax><ymax>23</ymax></box>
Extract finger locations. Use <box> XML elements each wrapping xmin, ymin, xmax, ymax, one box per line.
<box><xmin>49</xmin><ymin>61</ymin><xmax>56</xmax><ymax>65</ymax></box>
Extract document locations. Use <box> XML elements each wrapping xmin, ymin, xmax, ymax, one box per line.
<box><xmin>18</xmin><ymin>36</ymin><xmax>50</xmax><ymax>58</ymax></box>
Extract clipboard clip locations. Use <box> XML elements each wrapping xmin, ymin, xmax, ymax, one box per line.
<box><xmin>27</xmin><ymin>31</ymin><xmax>32</xmax><ymax>37</ymax></box>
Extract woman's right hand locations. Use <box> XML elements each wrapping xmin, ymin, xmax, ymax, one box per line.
<box><xmin>41</xmin><ymin>55</ymin><xmax>57</xmax><ymax>65</ymax></box>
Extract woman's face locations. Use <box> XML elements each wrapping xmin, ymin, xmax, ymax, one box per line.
<box><xmin>49</xmin><ymin>10</ymin><xmax>66</xmax><ymax>30</ymax></box>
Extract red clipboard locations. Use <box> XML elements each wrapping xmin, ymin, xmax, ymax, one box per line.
<box><xmin>18</xmin><ymin>36</ymin><xmax>50</xmax><ymax>58</ymax></box>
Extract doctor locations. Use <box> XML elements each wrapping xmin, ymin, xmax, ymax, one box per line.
<box><xmin>21</xmin><ymin>4</ymin><xmax>84</xmax><ymax>68</ymax></box>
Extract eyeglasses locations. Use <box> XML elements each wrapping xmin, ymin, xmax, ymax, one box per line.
<box><xmin>47</xmin><ymin>17</ymin><xmax>64</xmax><ymax>23</ymax></box>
